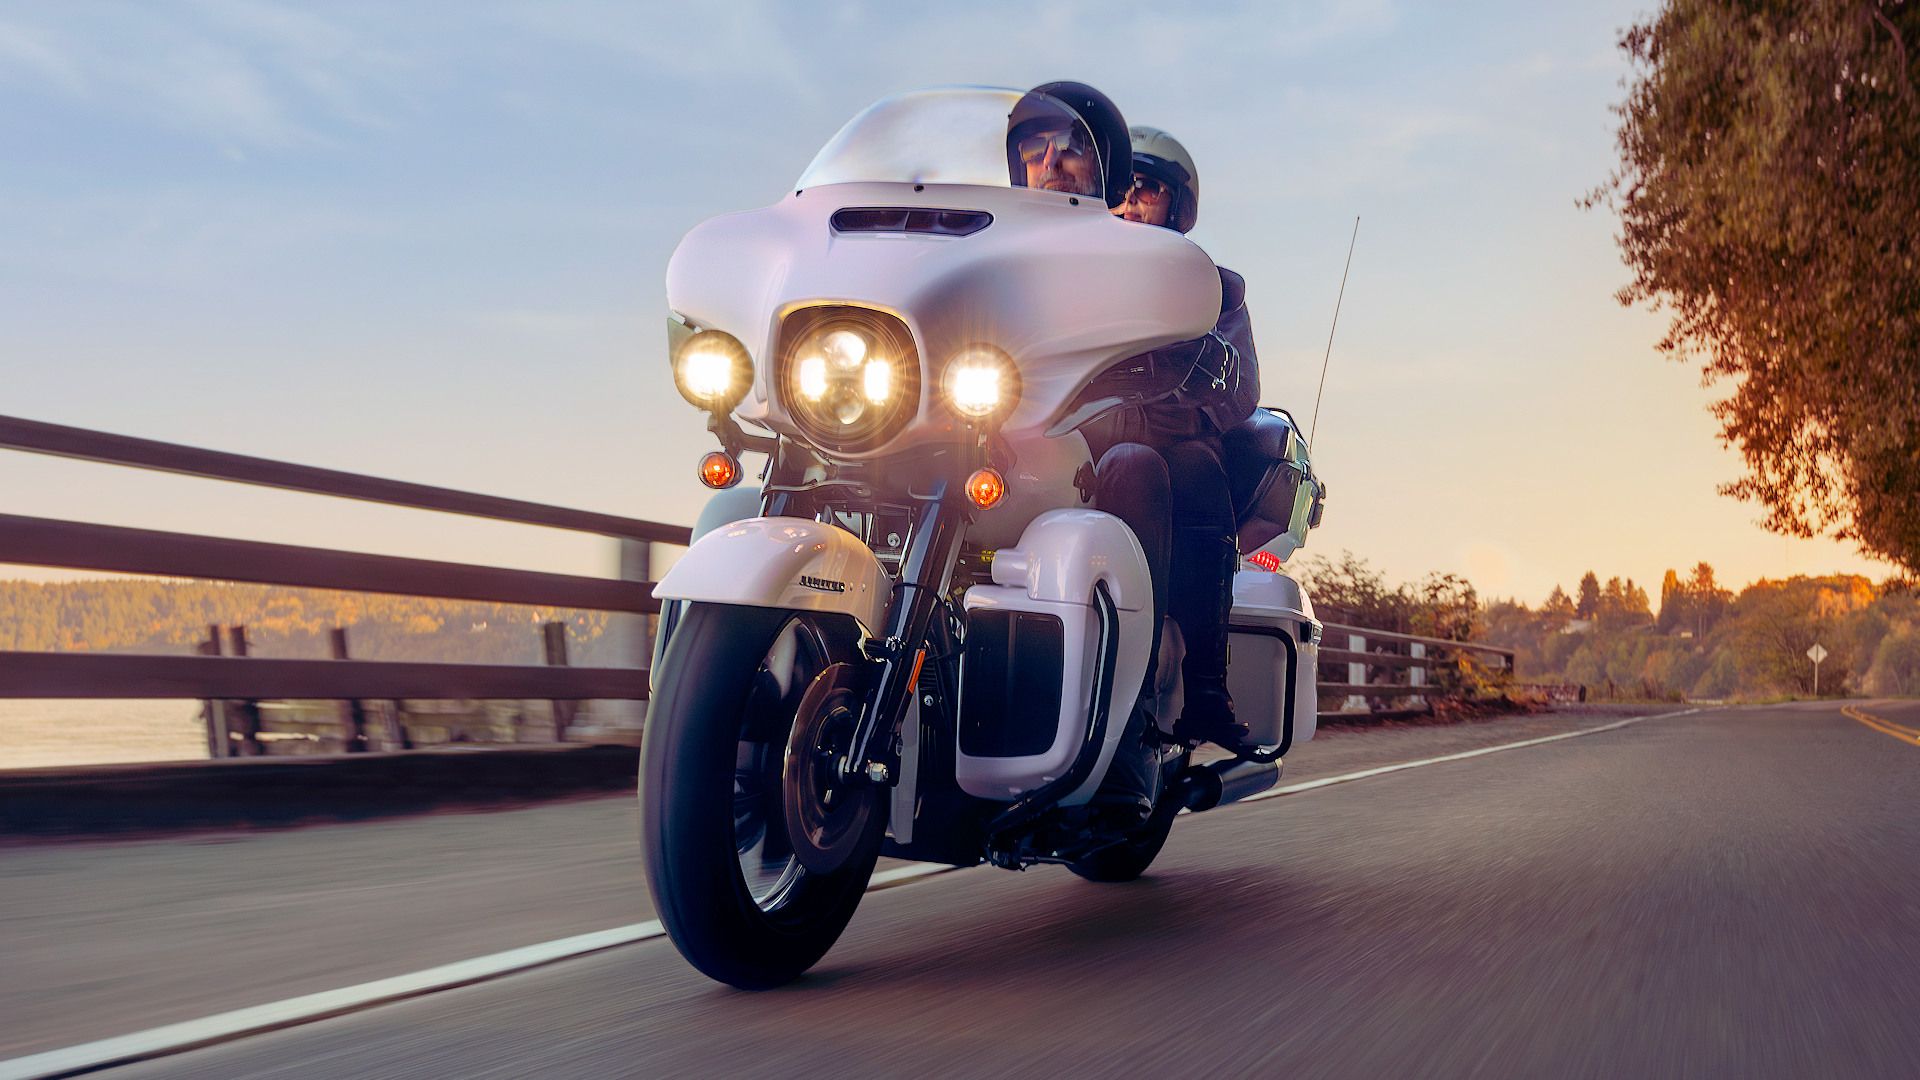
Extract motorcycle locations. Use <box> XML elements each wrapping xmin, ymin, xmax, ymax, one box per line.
<box><xmin>643</xmin><ymin>87</ymin><xmax>1327</xmax><ymax>989</ymax></box>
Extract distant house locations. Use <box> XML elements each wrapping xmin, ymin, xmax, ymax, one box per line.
<box><xmin>1560</xmin><ymin>619</ymin><xmax>1594</xmax><ymax>636</ymax></box>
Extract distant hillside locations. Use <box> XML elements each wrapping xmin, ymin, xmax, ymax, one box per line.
<box><xmin>1296</xmin><ymin>553</ymin><xmax>1920</xmax><ymax>700</ymax></box>
<box><xmin>0</xmin><ymin>579</ymin><xmax>617</xmax><ymax>666</ymax></box>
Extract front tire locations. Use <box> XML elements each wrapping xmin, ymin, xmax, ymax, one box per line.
<box><xmin>641</xmin><ymin>603</ymin><xmax>884</xmax><ymax>989</ymax></box>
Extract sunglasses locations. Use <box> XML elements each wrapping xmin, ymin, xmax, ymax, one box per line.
<box><xmin>1015</xmin><ymin>131</ymin><xmax>1090</xmax><ymax>164</ymax></box>
<box><xmin>1124</xmin><ymin>176</ymin><xmax>1173</xmax><ymax>204</ymax></box>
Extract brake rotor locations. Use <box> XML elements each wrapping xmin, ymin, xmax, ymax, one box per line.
<box><xmin>782</xmin><ymin>662</ymin><xmax>879</xmax><ymax>875</ymax></box>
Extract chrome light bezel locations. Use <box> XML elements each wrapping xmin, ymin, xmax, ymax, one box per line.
<box><xmin>672</xmin><ymin>329</ymin><xmax>754</xmax><ymax>411</ymax></box>
<box><xmin>775</xmin><ymin>306</ymin><xmax>921</xmax><ymax>454</ymax></box>
<box><xmin>940</xmin><ymin>343</ymin><xmax>1021</xmax><ymax>423</ymax></box>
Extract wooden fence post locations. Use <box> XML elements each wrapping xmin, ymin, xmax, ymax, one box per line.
<box><xmin>330</xmin><ymin>627</ymin><xmax>368</xmax><ymax>753</ymax></box>
<box><xmin>588</xmin><ymin>538</ymin><xmax>652</xmax><ymax>737</ymax></box>
<box><xmin>1346</xmin><ymin>633</ymin><xmax>1368</xmax><ymax>712</ymax></box>
<box><xmin>199</xmin><ymin>624</ymin><xmax>229</xmax><ymax>758</ymax></box>
<box><xmin>226</xmin><ymin>625</ymin><xmax>262</xmax><ymax>756</ymax></box>
<box><xmin>372</xmin><ymin>700</ymin><xmax>409</xmax><ymax>752</ymax></box>
<box><xmin>543</xmin><ymin>620</ymin><xmax>574</xmax><ymax>741</ymax></box>
<box><xmin>1409</xmin><ymin>641</ymin><xmax>1427</xmax><ymax>703</ymax></box>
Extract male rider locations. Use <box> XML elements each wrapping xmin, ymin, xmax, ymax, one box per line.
<box><xmin>1006</xmin><ymin>96</ymin><xmax>1259</xmax><ymax>820</ymax></box>
<box><xmin>1092</xmin><ymin>126</ymin><xmax>1260</xmax><ymax>755</ymax></box>
<box><xmin>1008</xmin><ymin>84</ymin><xmax>1180</xmax><ymax>823</ymax></box>
<box><xmin>1007</xmin><ymin>81</ymin><xmax>1130</xmax><ymax>202</ymax></box>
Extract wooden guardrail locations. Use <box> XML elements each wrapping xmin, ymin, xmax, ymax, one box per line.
<box><xmin>1</xmin><ymin>413</ymin><xmax>1527</xmax><ymax>755</ymax></box>
<box><xmin>0</xmin><ymin>415</ymin><xmax>687</xmax><ymax>757</ymax></box>
<box><xmin>1315</xmin><ymin>620</ymin><xmax>1516</xmax><ymax>713</ymax></box>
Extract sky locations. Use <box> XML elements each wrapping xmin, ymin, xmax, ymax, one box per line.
<box><xmin>0</xmin><ymin>0</ymin><xmax>1891</xmax><ymax>605</ymax></box>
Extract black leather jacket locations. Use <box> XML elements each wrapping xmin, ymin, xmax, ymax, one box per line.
<box><xmin>1081</xmin><ymin>266</ymin><xmax>1259</xmax><ymax>454</ymax></box>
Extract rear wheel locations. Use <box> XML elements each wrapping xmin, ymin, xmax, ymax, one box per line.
<box><xmin>641</xmin><ymin>603</ymin><xmax>885</xmax><ymax>989</ymax></box>
<box><xmin>1068</xmin><ymin>752</ymin><xmax>1186</xmax><ymax>883</ymax></box>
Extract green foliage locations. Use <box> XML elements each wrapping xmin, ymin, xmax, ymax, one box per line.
<box><xmin>1514</xmin><ymin>562</ymin><xmax>1897</xmax><ymax>700</ymax></box>
<box><xmin>1594</xmin><ymin>0</ymin><xmax>1920</xmax><ymax>573</ymax></box>
<box><xmin>1292</xmin><ymin>552</ymin><xmax>1478</xmax><ymax>640</ymax></box>
<box><xmin>1692</xmin><ymin>649</ymin><xmax>1741</xmax><ymax>699</ymax></box>
<box><xmin>1864</xmin><ymin>626</ymin><xmax>1920</xmax><ymax>694</ymax></box>
<box><xmin>1576</xmin><ymin>572</ymin><xmax>1600</xmax><ymax>619</ymax></box>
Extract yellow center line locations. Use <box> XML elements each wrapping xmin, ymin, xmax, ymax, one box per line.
<box><xmin>1851</xmin><ymin>706</ymin><xmax>1920</xmax><ymax>737</ymax></box>
<box><xmin>1843</xmin><ymin>705</ymin><xmax>1920</xmax><ymax>746</ymax></box>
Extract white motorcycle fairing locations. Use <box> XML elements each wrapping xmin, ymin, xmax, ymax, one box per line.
<box><xmin>955</xmin><ymin>509</ymin><xmax>1155</xmax><ymax>804</ymax></box>
<box><xmin>666</xmin><ymin>180</ymin><xmax>1222</xmax><ymax>453</ymax></box>
<box><xmin>651</xmin><ymin>516</ymin><xmax>891</xmax><ymax>635</ymax></box>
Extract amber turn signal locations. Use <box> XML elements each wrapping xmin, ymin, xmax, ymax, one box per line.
<box><xmin>698</xmin><ymin>451</ymin><xmax>741</xmax><ymax>489</ymax></box>
<box><xmin>965</xmin><ymin>467</ymin><xmax>1005</xmax><ymax>510</ymax></box>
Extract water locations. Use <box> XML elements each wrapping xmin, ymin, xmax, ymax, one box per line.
<box><xmin>0</xmin><ymin>700</ymin><xmax>205</xmax><ymax>770</ymax></box>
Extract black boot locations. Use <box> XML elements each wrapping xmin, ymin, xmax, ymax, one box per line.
<box><xmin>1173</xmin><ymin>538</ymin><xmax>1250</xmax><ymax>750</ymax></box>
<box><xmin>1176</xmin><ymin>681</ymin><xmax>1248</xmax><ymax>750</ymax></box>
<box><xmin>1091</xmin><ymin>695</ymin><xmax>1162</xmax><ymax>825</ymax></box>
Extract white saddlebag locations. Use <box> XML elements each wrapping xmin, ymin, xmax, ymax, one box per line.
<box><xmin>1226</xmin><ymin>568</ymin><xmax>1322</xmax><ymax>750</ymax></box>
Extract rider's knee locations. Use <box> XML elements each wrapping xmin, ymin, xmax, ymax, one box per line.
<box><xmin>1095</xmin><ymin>442</ymin><xmax>1169</xmax><ymax>498</ymax></box>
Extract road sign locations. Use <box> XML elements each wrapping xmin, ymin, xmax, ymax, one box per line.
<box><xmin>1808</xmin><ymin>642</ymin><xmax>1828</xmax><ymax>696</ymax></box>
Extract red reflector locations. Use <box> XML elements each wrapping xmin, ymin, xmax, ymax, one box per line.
<box><xmin>1248</xmin><ymin>550</ymin><xmax>1281</xmax><ymax>572</ymax></box>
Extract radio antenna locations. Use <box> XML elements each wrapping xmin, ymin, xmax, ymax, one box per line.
<box><xmin>1308</xmin><ymin>215</ymin><xmax>1359</xmax><ymax>448</ymax></box>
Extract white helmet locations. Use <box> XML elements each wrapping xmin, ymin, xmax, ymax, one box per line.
<box><xmin>1127</xmin><ymin>125</ymin><xmax>1200</xmax><ymax>233</ymax></box>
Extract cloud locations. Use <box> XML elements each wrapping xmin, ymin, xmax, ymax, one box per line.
<box><xmin>0</xmin><ymin>1</ymin><xmax>416</xmax><ymax>152</ymax></box>
<box><xmin>0</xmin><ymin>18</ymin><xmax>87</xmax><ymax>95</ymax></box>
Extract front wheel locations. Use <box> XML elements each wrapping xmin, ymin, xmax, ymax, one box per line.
<box><xmin>640</xmin><ymin>603</ymin><xmax>885</xmax><ymax>989</ymax></box>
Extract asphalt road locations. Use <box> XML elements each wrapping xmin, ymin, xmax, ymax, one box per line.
<box><xmin>0</xmin><ymin>706</ymin><xmax>1648</xmax><ymax>1059</ymax></box>
<box><xmin>37</xmin><ymin>701</ymin><xmax>1920</xmax><ymax>1077</ymax></box>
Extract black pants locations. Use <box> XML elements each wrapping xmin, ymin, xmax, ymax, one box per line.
<box><xmin>1162</xmin><ymin>435</ymin><xmax>1237</xmax><ymax>692</ymax></box>
<box><xmin>1093</xmin><ymin>435</ymin><xmax>1236</xmax><ymax>698</ymax></box>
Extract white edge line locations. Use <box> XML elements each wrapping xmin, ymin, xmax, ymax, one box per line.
<box><xmin>2</xmin><ymin>864</ymin><xmax>957</xmax><ymax>1080</ymax></box>
<box><xmin>1240</xmin><ymin>707</ymin><xmax>1700</xmax><ymax>804</ymax></box>
<box><xmin>0</xmin><ymin>708</ymin><xmax>1695</xmax><ymax>1080</ymax></box>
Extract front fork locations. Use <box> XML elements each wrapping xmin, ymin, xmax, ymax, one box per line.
<box><xmin>766</xmin><ymin>482</ymin><xmax>969</xmax><ymax>788</ymax></box>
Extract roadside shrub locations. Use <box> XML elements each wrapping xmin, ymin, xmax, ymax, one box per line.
<box><xmin>1863</xmin><ymin>628</ymin><xmax>1920</xmax><ymax>696</ymax></box>
<box><xmin>1691</xmin><ymin>649</ymin><xmax>1739</xmax><ymax>699</ymax></box>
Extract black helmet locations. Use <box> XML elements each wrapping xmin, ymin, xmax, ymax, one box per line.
<box><xmin>1021</xmin><ymin>81</ymin><xmax>1131</xmax><ymax>209</ymax></box>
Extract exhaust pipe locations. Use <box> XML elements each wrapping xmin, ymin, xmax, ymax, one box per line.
<box><xmin>1176</xmin><ymin>757</ymin><xmax>1283</xmax><ymax>813</ymax></box>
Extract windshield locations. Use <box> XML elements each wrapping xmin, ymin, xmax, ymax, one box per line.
<box><xmin>796</xmin><ymin>86</ymin><xmax>1103</xmax><ymax>198</ymax></box>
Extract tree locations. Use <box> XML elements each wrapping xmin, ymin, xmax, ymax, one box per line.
<box><xmin>1688</xmin><ymin>561</ymin><xmax>1732</xmax><ymax>636</ymax></box>
<box><xmin>1576</xmin><ymin>572</ymin><xmax>1601</xmax><ymax>619</ymax></box>
<box><xmin>1543</xmin><ymin>584</ymin><xmax>1576</xmax><ymax>618</ymax></box>
<box><xmin>1864</xmin><ymin>626</ymin><xmax>1920</xmax><ymax>694</ymax></box>
<box><xmin>1597</xmin><ymin>576</ymin><xmax>1653</xmax><ymax>630</ymax></box>
<box><xmin>1592</xmin><ymin>0</ymin><xmax>1920</xmax><ymax>574</ymax></box>
<box><xmin>1728</xmin><ymin>577</ymin><xmax>1860</xmax><ymax>694</ymax></box>
<box><xmin>1293</xmin><ymin>551</ymin><xmax>1406</xmax><ymax>627</ymax></box>
<box><xmin>1411</xmin><ymin>572</ymin><xmax>1479</xmax><ymax>642</ymax></box>
<box><xmin>1657</xmin><ymin>569</ymin><xmax>1686</xmax><ymax>633</ymax></box>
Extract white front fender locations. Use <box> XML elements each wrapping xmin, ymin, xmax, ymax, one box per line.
<box><xmin>652</xmin><ymin>516</ymin><xmax>890</xmax><ymax>634</ymax></box>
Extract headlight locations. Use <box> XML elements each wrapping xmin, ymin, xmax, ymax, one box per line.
<box><xmin>673</xmin><ymin>329</ymin><xmax>753</xmax><ymax>411</ymax></box>
<box><xmin>941</xmin><ymin>345</ymin><xmax>1019</xmax><ymax>421</ymax></box>
<box><xmin>778</xmin><ymin>307</ymin><xmax>919</xmax><ymax>452</ymax></box>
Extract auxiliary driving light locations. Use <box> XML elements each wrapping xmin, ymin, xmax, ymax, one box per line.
<box><xmin>942</xmin><ymin>345</ymin><xmax>1019</xmax><ymax>421</ymax></box>
<box><xmin>965</xmin><ymin>467</ymin><xmax>1006</xmax><ymax>510</ymax></box>
<box><xmin>698</xmin><ymin>450</ymin><xmax>742</xmax><ymax>489</ymax></box>
<box><xmin>673</xmin><ymin>330</ymin><xmax>754</xmax><ymax>411</ymax></box>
